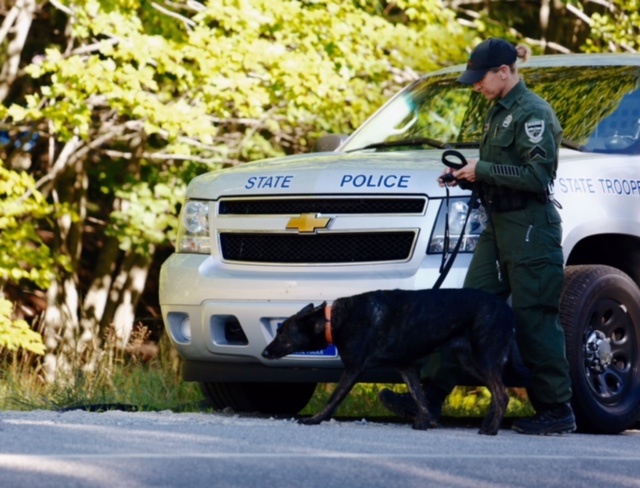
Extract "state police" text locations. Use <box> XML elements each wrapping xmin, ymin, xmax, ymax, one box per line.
<box><xmin>340</xmin><ymin>174</ymin><xmax>411</xmax><ymax>188</ymax></box>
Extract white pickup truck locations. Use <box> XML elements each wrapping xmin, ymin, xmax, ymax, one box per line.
<box><xmin>159</xmin><ymin>53</ymin><xmax>640</xmax><ymax>434</ymax></box>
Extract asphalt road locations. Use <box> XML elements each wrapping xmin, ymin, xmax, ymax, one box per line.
<box><xmin>1</xmin><ymin>410</ymin><xmax>639</xmax><ymax>488</ymax></box>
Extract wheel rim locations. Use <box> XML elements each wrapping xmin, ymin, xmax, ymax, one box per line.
<box><xmin>583</xmin><ymin>298</ymin><xmax>637</xmax><ymax>404</ymax></box>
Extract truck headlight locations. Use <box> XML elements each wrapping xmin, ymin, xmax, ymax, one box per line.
<box><xmin>428</xmin><ymin>197</ymin><xmax>487</xmax><ymax>254</ymax></box>
<box><xmin>176</xmin><ymin>200</ymin><xmax>211</xmax><ymax>254</ymax></box>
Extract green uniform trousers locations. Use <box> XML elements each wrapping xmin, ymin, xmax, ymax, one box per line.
<box><xmin>422</xmin><ymin>199</ymin><xmax>573</xmax><ymax>406</ymax></box>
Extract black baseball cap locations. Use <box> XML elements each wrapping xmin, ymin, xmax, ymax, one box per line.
<box><xmin>457</xmin><ymin>38</ymin><xmax>517</xmax><ymax>85</ymax></box>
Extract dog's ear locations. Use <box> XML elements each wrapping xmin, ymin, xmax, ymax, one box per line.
<box><xmin>298</xmin><ymin>303</ymin><xmax>315</xmax><ymax>316</ymax></box>
<box><xmin>313</xmin><ymin>301</ymin><xmax>327</xmax><ymax>313</ymax></box>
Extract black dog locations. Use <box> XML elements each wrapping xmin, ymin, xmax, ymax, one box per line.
<box><xmin>262</xmin><ymin>288</ymin><xmax>515</xmax><ymax>435</ymax></box>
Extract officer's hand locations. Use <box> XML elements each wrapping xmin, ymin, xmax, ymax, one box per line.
<box><xmin>453</xmin><ymin>159</ymin><xmax>477</xmax><ymax>183</ymax></box>
<box><xmin>438</xmin><ymin>169</ymin><xmax>457</xmax><ymax>187</ymax></box>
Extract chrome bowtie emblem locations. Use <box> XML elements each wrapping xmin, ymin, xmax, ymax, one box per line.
<box><xmin>286</xmin><ymin>213</ymin><xmax>331</xmax><ymax>233</ymax></box>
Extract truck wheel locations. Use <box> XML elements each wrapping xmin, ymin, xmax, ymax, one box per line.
<box><xmin>560</xmin><ymin>265</ymin><xmax>640</xmax><ymax>434</ymax></box>
<box><xmin>198</xmin><ymin>381</ymin><xmax>317</xmax><ymax>415</ymax></box>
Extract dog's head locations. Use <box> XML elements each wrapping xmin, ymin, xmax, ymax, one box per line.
<box><xmin>262</xmin><ymin>302</ymin><xmax>328</xmax><ymax>360</ymax></box>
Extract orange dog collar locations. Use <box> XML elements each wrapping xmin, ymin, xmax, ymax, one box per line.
<box><xmin>324</xmin><ymin>304</ymin><xmax>333</xmax><ymax>345</ymax></box>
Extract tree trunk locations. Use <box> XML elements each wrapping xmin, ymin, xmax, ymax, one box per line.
<box><xmin>42</xmin><ymin>273</ymin><xmax>82</xmax><ymax>383</ymax></box>
<box><xmin>78</xmin><ymin>233</ymin><xmax>121</xmax><ymax>372</ymax></box>
<box><xmin>101</xmin><ymin>250</ymin><xmax>154</xmax><ymax>347</ymax></box>
<box><xmin>41</xmin><ymin>143</ymin><xmax>87</xmax><ymax>383</ymax></box>
<box><xmin>0</xmin><ymin>0</ymin><xmax>36</xmax><ymax>102</ymax></box>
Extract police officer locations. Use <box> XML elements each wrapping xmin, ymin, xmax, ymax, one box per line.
<box><xmin>379</xmin><ymin>38</ymin><xmax>576</xmax><ymax>435</ymax></box>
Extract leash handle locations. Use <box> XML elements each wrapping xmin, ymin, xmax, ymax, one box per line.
<box><xmin>440</xmin><ymin>149</ymin><xmax>468</xmax><ymax>184</ymax></box>
<box><xmin>433</xmin><ymin>149</ymin><xmax>475</xmax><ymax>289</ymax></box>
<box><xmin>441</xmin><ymin>149</ymin><xmax>468</xmax><ymax>170</ymax></box>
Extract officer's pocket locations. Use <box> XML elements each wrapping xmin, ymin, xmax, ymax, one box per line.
<box><xmin>512</xmin><ymin>252</ymin><xmax>564</xmax><ymax>312</ymax></box>
<box><xmin>494</xmin><ymin>127</ymin><xmax>515</xmax><ymax>148</ymax></box>
<box><xmin>492</xmin><ymin>127</ymin><xmax>515</xmax><ymax>162</ymax></box>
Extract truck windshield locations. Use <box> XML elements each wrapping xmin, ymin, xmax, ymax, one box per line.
<box><xmin>342</xmin><ymin>64</ymin><xmax>640</xmax><ymax>155</ymax></box>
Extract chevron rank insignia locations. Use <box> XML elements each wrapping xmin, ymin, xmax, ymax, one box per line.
<box><xmin>529</xmin><ymin>146</ymin><xmax>547</xmax><ymax>160</ymax></box>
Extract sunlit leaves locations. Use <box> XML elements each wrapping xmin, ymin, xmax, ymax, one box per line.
<box><xmin>0</xmin><ymin>0</ymin><xmax>470</xmax><ymax>349</ymax></box>
<box><xmin>583</xmin><ymin>0</ymin><xmax>640</xmax><ymax>53</ymax></box>
<box><xmin>0</xmin><ymin>161</ymin><xmax>65</xmax><ymax>289</ymax></box>
<box><xmin>0</xmin><ymin>298</ymin><xmax>46</xmax><ymax>355</ymax></box>
<box><xmin>107</xmin><ymin>178</ymin><xmax>184</xmax><ymax>256</ymax></box>
<box><xmin>22</xmin><ymin>0</ymin><xmax>468</xmax><ymax>161</ymax></box>
<box><xmin>0</xmin><ymin>160</ymin><xmax>63</xmax><ymax>354</ymax></box>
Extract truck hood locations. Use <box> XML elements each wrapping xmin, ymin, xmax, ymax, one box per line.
<box><xmin>187</xmin><ymin>149</ymin><xmax>475</xmax><ymax>199</ymax></box>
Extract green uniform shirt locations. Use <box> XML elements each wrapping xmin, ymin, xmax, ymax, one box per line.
<box><xmin>475</xmin><ymin>80</ymin><xmax>563</xmax><ymax>194</ymax></box>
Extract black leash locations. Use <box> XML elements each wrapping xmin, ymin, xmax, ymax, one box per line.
<box><xmin>433</xmin><ymin>150</ymin><xmax>478</xmax><ymax>290</ymax></box>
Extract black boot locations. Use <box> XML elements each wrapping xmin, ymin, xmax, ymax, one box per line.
<box><xmin>378</xmin><ymin>383</ymin><xmax>447</xmax><ymax>423</ymax></box>
<box><xmin>512</xmin><ymin>402</ymin><xmax>576</xmax><ymax>435</ymax></box>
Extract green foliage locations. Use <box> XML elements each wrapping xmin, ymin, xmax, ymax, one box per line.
<box><xmin>445</xmin><ymin>0</ymin><xmax>638</xmax><ymax>55</ymax></box>
<box><xmin>582</xmin><ymin>0</ymin><xmax>640</xmax><ymax>53</ymax></box>
<box><xmin>0</xmin><ymin>0</ymin><xmax>473</xmax><ymax>365</ymax></box>
<box><xmin>15</xmin><ymin>0</ymin><xmax>469</xmax><ymax>163</ymax></box>
<box><xmin>199</xmin><ymin>0</ymin><xmax>465</xmax><ymax>137</ymax></box>
<box><xmin>107</xmin><ymin>174</ymin><xmax>184</xmax><ymax>255</ymax></box>
<box><xmin>445</xmin><ymin>386</ymin><xmax>534</xmax><ymax>418</ymax></box>
<box><xmin>0</xmin><ymin>160</ymin><xmax>67</xmax><ymax>356</ymax></box>
<box><xmin>0</xmin><ymin>161</ymin><xmax>65</xmax><ymax>288</ymax></box>
<box><xmin>302</xmin><ymin>384</ymin><xmax>534</xmax><ymax>418</ymax></box>
<box><xmin>2</xmin><ymin>0</ymin><xmax>471</xmax><ymax>294</ymax></box>
<box><xmin>0</xmin><ymin>151</ymin><xmax>78</xmax><ymax>350</ymax></box>
<box><xmin>0</xmin><ymin>298</ymin><xmax>46</xmax><ymax>355</ymax></box>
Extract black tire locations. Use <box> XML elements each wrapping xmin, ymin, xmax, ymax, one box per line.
<box><xmin>198</xmin><ymin>381</ymin><xmax>317</xmax><ymax>415</ymax></box>
<box><xmin>560</xmin><ymin>265</ymin><xmax>640</xmax><ymax>434</ymax></box>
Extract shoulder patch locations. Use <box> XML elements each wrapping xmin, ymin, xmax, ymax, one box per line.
<box><xmin>525</xmin><ymin>119</ymin><xmax>545</xmax><ymax>143</ymax></box>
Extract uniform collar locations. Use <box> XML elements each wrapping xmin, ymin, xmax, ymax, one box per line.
<box><xmin>497</xmin><ymin>79</ymin><xmax>527</xmax><ymax>110</ymax></box>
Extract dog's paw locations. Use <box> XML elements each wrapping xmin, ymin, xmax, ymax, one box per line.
<box><xmin>479</xmin><ymin>417</ymin><xmax>501</xmax><ymax>435</ymax></box>
<box><xmin>412</xmin><ymin>420</ymin><xmax>431</xmax><ymax>431</ymax></box>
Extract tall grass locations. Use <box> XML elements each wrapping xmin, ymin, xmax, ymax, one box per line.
<box><xmin>1</xmin><ymin>325</ymin><xmax>533</xmax><ymax>418</ymax></box>
<box><xmin>0</xmin><ymin>325</ymin><xmax>203</xmax><ymax>412</ymax></box>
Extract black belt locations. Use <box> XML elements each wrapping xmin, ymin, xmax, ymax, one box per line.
<box><xmin>484</xmin><ymin>187</ymin><xmax>549</xmax><ymax>213</ymax></box>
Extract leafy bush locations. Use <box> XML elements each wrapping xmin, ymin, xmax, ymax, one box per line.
<box><xmin>0</xmin><ymin>298</ymin><xmax>45</xmax><ymax>355</ymax></box>
<box><xmin>302</xmin><ymin>383</ymin><xmax>534</xmax><ymax>418</ymax></box>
